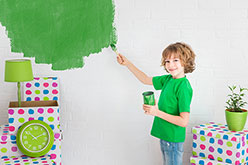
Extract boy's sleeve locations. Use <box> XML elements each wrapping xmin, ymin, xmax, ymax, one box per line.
<box><xmin>152</xmin><ymin>75</ymin><xmax>170</xmax><ymax>90</ymax></box>
<box><xmin>178</xmin><ymin>83</ymin><xmax>193</xmax><ymax>113</ymax></box>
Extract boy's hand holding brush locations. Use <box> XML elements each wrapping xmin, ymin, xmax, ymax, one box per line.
<box><xmin>111</xmin><ymin>44</ymin><xmax>130</xmax><ymax>66</ymax></box>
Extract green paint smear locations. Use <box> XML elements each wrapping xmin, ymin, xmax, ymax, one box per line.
<box><xmin>0</xmin><ymin>0</ymin><xmax>117</xmax><ymax>70</ymax></box>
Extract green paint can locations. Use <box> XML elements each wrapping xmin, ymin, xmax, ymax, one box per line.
<box><xmin>142</xmin><ymin>91</ymin><xmax>155</xmax><ymax>105</ymax></box>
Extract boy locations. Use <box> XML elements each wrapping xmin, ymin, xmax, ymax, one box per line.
<box><xmin>117</xmin><ymin>42</ymin><xmax>196</xmax><ymax>165</ymax></box>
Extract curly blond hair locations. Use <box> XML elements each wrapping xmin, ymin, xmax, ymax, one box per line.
<box><xmin>161</xmin><ymin>42</ymin><xmax>196</xmax><ymax>73</ymax></box>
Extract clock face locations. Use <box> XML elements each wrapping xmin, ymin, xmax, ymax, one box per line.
<box><xmin>16</xmin><ymin>120</ymin><xmax>54</xmax><ymax>157</ymax></box>
<box><xmin>21</xmin><ymin>124</ymin><xmax>50</xmax><ymax>152</ymax></box>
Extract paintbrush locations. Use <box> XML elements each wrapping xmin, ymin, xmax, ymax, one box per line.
<box><xmin>110</xmin><ymin>44</ymin><xmax>119</xmax><ymax>55</ymax></box>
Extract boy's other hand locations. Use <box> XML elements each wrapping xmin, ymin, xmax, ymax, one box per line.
<box><xmin>143</xmin><ymin>100</ymin><xmax>159</xmax><ymax>116</ymax></box>
<box><xmin>117</xmin><ymin>54</ymin><xmax>130</xmax><ymax>66</ymax></box>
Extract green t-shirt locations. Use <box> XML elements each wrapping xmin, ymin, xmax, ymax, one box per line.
<box><xmin>151</xmin><ymin>74</ymin><xmax>193</xmax><ymax>142</ymax></box>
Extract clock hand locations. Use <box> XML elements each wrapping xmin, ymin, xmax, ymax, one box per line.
<box><xmin>35</xmin><ymin>134</ymin><xmax>44</xmax><ymax>139</ymax></box>
<box><xmin>27</xmin><ymin>131</ymin><xmax>37</xmax><ymax>140</ymax></box>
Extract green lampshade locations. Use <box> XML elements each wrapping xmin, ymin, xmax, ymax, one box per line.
<box><xmin>5</xmin><ymin>59</ymin><xmax>33</xmax><ymax>82</ymax></box>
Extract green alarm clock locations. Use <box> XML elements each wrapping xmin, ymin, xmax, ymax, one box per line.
<box><xmin>16</xmin><ymin>120</ymin><xmax>54</xmax><ymax>157</ymax></box>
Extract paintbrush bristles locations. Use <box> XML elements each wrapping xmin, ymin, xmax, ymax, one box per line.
<box><xmin>110</xmin><ymin>44</ymin><xmax>119</xmax><ymax>55</ymax></box>
<box><xmin>110</xmin><ymin>44</ymin><xmax>117</xmax><ymax>51</ymax></box>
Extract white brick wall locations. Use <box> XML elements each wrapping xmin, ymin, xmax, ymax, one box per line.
<box><xmin>1</xmin><ymin>0</ymin><xmax>248</xmax><ymax>164</ymax></box>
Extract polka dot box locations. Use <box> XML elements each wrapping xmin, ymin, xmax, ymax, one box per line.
<box><xmin>190</xmin><ymin>155</ymin><xmax>228</xmax><ymax>165</ymax></box>
<box><xmin>0</xmin><ymin>124</ymin><xmax>62</xmax><ymax>165</ymax></box>
<box><xmin>0</xmin><ymin>155</ymin><xmax>53</xmax><ymax>165</ymax></box>
<box><xmin>191</xmin><ymin>122</ymin><xmax>248</xmax><ymax>164</ymax></box>
<box><xmin>0</xmin><ymin>124</ymin><xmax>16</xmax><ymax>156</ymax></box>
<box><xmin>24</xmin><ymin>77</ymin><xmax>59</xmax><ymax>102</ymax></box>
<box><xmin>8</xmin><ymin>100</ymin><xmax>60</xmax><ymax>136</ymax></box>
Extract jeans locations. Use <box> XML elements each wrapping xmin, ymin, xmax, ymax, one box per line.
<box><xmin>160</xmin><ymin>139</ymin><xmax>184</xmax><ymax>165</ymax></box>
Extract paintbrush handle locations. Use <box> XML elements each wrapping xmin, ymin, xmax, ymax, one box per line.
<box><xmin>114</xmin><ymin>50</ymin><xmax>119</xmax><ymax>55</ymax></box>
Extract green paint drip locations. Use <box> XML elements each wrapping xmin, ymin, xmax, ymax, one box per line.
<box><xmin>0</xmin><ymin>0</ymin><xmax>117</xmax><ymax>70</ymax></box>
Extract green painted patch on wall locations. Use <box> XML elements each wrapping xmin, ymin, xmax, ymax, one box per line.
<box><xmin>0</xmin><ymin>0</ymin><xmax>117</xmax><ymax>70</ymax></box>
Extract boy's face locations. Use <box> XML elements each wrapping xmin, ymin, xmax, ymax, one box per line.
<box><xmin>165</xmin><ymin>53</ymin><xmax>185</xmax><ymax>79</ymax></box>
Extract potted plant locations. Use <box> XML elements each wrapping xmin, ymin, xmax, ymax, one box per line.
<box><xmin>225</xmin><ymin>85</ymin><xmax>248</xmax><ymax>131</ymax></box>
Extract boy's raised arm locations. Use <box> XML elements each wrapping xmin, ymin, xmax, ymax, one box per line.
<box><xmin>117</xmin><ymin>54</ymin><xmax>153</xmax><ymax>85</ymax></box>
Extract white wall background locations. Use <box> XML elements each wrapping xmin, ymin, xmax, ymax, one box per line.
<box><xmin>1</xmin><ymin>0</ymin><xmax>248</xmax><ymax>164</ymax></box>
